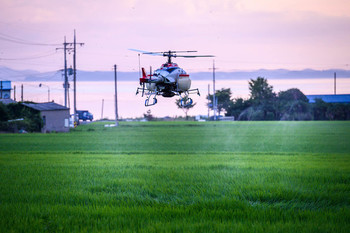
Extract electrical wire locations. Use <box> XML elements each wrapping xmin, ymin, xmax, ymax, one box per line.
<box><xmin>0</xmin><ymin>51</ymin><xmax>57</xmax><ymax>61</ymax></box>
<box><xmin>0</xmin><ymin>32</ymin><xmax>60</xmax><ymax>46</ymax></box>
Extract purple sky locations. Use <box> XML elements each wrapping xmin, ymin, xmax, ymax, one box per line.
<box><xmin>1</xmin><ymin>0</ymin><xmax>350</xmax><ymax>73</ymax></box>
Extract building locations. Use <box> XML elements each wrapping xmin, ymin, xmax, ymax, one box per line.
<box><xmin>0</xmin><ymin>98</ymin><xmax>16</xmax><ymax>105</ymax></box>
<box><xmin>306</xmin><ymin>94</ymin><xmax>350</xmax><ymax>104</ymax></box>
<box><xmin>22</xmin><ymin>102</ymin><xmax>70</xmax><ymax>133</ymax></box>
<box><xmin>0</xmin><ymin>81</ymin><xmax>11</xmax><ymax>99</ymax></box>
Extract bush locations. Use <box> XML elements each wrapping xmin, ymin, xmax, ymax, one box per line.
<box><xmin>0</xmin><ymin>103</ymin><xmax>42</xmax><ymax>132</ymax></box>
<box><xmin>0</xmin><ymin>103</ymin><xmax>9</xmax><ymax>121</ymax></box>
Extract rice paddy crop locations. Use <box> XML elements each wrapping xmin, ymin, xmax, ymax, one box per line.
<box><xmin>0</xmin><ymin>121</ymin><xmax>349</xmax><ymax>232</ymax></box>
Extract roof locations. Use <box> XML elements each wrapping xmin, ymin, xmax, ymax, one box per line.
<box><xmin>0</xmin><ymin>99</ymin><xmax>16</xmax><ymax>105</ymax></box>
<box><xmin>0</xmin><ymin>81</ymin><xmax>11</xmax><ymax>90</ymax></box>
<box><xmin>306</xmin><ymin>94</ymin><xmax>350</xmax><ymax>103</ymax></box>
<box><xmin>22</xmin><ymin>102</ymin><xmax>69</xmax><ymax>111</ymax></box>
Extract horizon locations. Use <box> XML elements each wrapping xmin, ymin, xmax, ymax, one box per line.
<box><xmin>2</xmin><ymin>65</ymin><xmax>350</xmax><ymax>82</ymax></box>
<box><xmin>2</xmin><ymin>64</ymin><xmax>350</xmax><ymax>73</ymax></box>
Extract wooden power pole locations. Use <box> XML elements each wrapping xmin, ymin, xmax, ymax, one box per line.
<box><xmin>114</xmin><ymin>64</ymin><xmax>119</xmax><ymax>126</ymax></box>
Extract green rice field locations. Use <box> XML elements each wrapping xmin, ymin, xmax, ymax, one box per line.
<box><xmin>0</xmin><ymin>121</ymin><xmax>349</xmax><ymax>232</ymax></box>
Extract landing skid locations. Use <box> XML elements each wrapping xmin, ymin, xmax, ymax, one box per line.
<box><xmin>178</xmin><ymin>89</ymin><xmax>200</xmax><ymax>107</ymax></box>
<box><xmin>136</xmin><ymin>87</ymin><xmax>145</xmax><ymax>97</ymax></box>
<box><xmin>144</xmin><ymin>92</ymin><xmax>158</xmax><ymax>106</ymax></box>
<box><xmin>136</xmin><ymin>88</ymin><xmax>200</xmax><ymax>107</ymax></box>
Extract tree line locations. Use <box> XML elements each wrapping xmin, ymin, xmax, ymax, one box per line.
<box><xmin>0</xmin><ymin>103</ymin><xmax>42</xmax><ymax>132</ymax></box>
<box><xmin>207</xmin><ymin>77</ymin><xmax>350</xmax><ymax>121</ymax></box>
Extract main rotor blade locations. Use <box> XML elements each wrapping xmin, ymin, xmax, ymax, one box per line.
<box><xmin>168</xmin><ymin>50</ymin><xmax>197</xmax><ymax>53</ymax></box>
<box><xmin>130</xmin><ymin>49</ymin><xmax>200</xmax><ymax>55</ymax></box>
<box><xmin>128</xmin><ymin>49</ymin><xmax>162</xmax><ymax>56</ymax></box>
<box><xmin>129</xmin><ymin>49</ymin><xmax>214</xmax><ymax>58</ymax></box>
<box><xmin>128</xmin><ymin>48</ymin><xmax>150</xmax><ymax>53</ymax></box>
<box><xmin>176</xmin><ymin>55</ymin><xmax>215</xmax><ymax>58</ymax></box>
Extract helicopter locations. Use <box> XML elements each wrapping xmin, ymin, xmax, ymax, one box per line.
<box><xmin>130</xmin><ymin>49</ymin><xmax>214</xmax><ymax>107</ymax></box>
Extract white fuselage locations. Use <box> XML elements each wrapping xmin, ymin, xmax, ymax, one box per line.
<box><xmin>151</xmin><ymin>63</ymin><xmax>186</xmax><ymax>83</ymax></box>
<box><xmin>146</xmin><ymin>62</ymin><xmax>191</xmax><ymax>93</ymax></box>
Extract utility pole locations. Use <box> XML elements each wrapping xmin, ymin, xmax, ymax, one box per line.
<box><xmin>56</xmin><ymin>32</ymin><xmax>83</xmax><ymax>113</ymax></box>
<box><xmin>210</xmin><ymin>60</ymin><xmax>217</xmax><ymax>121</ymax></box>
<box><xmin>64</xmin><ymin>36</ymin><xmax>68</xmax><ymax>107</ymax></box>
<box><xmin>72</xmin><ymin>30</ymin><xmax>84</xmax><ymax>124</ymax></box>
<box><xmin>114</xmin><ymin>64</ymin><xmax>119</xmax><ymax>126</ymax></box>
<box><xmin>14</xmin><ymin>85</ymin><xmax>16</xmax><ymax>101</ymax></box>
<box><xmin>0</xmin><ymin>81</ymin><xmax>2</xmax><ymax>99</ymax></box>
<box><xmin>208</xmin><ymin>84</ymin><xmax>210</xmax><ymax>119</ymax></box>
<box><xmin>21</xmin><ymin>84</ymin><xmax>23</xmax><ymax>102</ymax></box>
<box><xmin>334</xmin><ymin>72</ymin><xmax>337</xmax><ymax>95</ymax></box>
<box><xmin>73</xmin><ymin>31</ymin><xmax>77</xmax><ymax>123</ymax></box>
<box><xmin>101</xmin><ymin>99</ymin><xmax>104</xmax><ymax>120</ymax></box>
<box><xmin>57</xmin><ymin>37</ymin><xmax>72</xmax><ymax>107</ymax></box>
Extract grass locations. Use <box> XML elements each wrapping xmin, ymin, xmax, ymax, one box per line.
<box><xmin>1</xmin><ymin>121</ymin><xmax>349</xmax><ymax>154</ymax></box>
<box><xmin>0</xmin><ymin>121</ymin><xmax>349</xmax><ymax>232</ymax></box>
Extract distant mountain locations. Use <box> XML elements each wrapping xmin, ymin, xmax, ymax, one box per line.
<box><xmin>0</xmin><ymin>66</ymin><xmax>41</xmax><ymax>81</ymax></box>
<box><xmin>0</xmin><ymin>66</ymin><xmax>138</xmax><ymax>82</ymax></box>
<box><xmin>1</xmin><ymin>66</ymin><xmax>350</xmax><ymax>82</ymax></box>
<box><xmin>191</xmin><ymin>69</ymin><xmax>350</xmax><ymax>80</ymax></box>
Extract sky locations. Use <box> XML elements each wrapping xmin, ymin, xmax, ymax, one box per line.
<box><xmin>1</xmin><ymin>0</ymin><xmax>350</xmax><ymax>73</ymax></box>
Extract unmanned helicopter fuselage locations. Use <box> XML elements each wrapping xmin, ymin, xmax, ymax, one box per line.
<box><xmin>131</xmin><ymin>49</ymin><xmax>213</xmax><ymax>107</ymax></box>
<box><xmin>143</xmin><ymin>62</ymin><xmax>191</xmax><ymax>97</ymax></box>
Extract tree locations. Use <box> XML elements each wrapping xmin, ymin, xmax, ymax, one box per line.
<box><xmin>326</xmin><ymin>103</ymin><xmax>350</xmax><ymax>120</ymax></box>
<box><xmin>312</xmin><ymin>99</ymin><xmax>328</xmax><ymax>120</ymax></box>
<box><xmin>175</xmin><ymin>96</ymin><xmax>196</xmax><ymax>120</ymax></box>
<box><xmin>278</xmin><ymin>88</ymin><xmax>308</xmax><ymax>102</ymax></box>
<box><xmin>277</xmin><ymin>88</ymin><xmax>312</xmax><ymax>120</ymax></box>
<box><xmin>207</xmin><ymin>88</ymin><xmax>232</xmax><ymax>116</ymax></box>
<box><xmin>143</xmin><ymin>109</ymin><xmax>154</xmax><ymax>121</ymax></box>
<box><xmin>311</xmin><ymin>99</ymin><xmax>350</xmax><ymax>120</ymax></box>
<box><xmin>248</xmin><ymin>77</ymin><xmax>276</xmax><ymax>120</ymax></box>
<box><xmin>0</xmin><ymin>103</ymin><xmax>9</xmax><ymax>121</ymax></box>
<box><xmin>248</xmin><ymin>77</ymin><xmax>275</xmax><ymax>104</ymax></box>
<box><xmin>0</xmin><ymin>103</ymin><xmax>42</xmax><ymax>132</ymax></box>
<box><xmin>226</xmin><ymin>98</ymin><xmax>252</xmax><ymax>119</ymax></box>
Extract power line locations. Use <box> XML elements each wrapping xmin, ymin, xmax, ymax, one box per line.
<box><xmin>0</xmin><ymin>60</ymin><xmax>61</xmax><ymax>70</ymax></box>
<box><xmin>0</xmin><ymin>32</ymin><xmax>60</xmax><ymax>46</ymax></box>
<box><xmin>0</xmin><ymin>51</ymin><xmax>57</xmax><ymax>60</ymax></box>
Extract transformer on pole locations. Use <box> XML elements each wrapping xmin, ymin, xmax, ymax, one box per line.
<box><xmin>57</xmin><ymin>31</ymin><xmax>84</xmax><ymax>122</ymax></box>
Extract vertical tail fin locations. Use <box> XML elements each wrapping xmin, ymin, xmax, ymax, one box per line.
<box><xmin>142</xmin><ymin>67</ymin><xmax>147</xmax><ymax>79</ymax></box>
<box><xmin>140</xmin><ymin>67</ymin><xmax>147</xmax><ymax>84</ymax></box>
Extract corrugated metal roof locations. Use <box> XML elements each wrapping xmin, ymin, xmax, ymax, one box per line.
<box><xmin>0</xmin><ymin>81</ymin><xmax>11</xmax><ymax>90</ymax></box>
<box><xmin>22</xmin><ymin>102</ymin><xmax>69</xmax><ymax>111</ymax></box>
<box><xmin>306</xmin><ymin>94</ymin><xmax>350</xmax><ymax>103</ymax></box>
<box><xmin>0</xmin><ymin>99</ymin><xmax>16</xmax><ymax>105</ymax></box>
